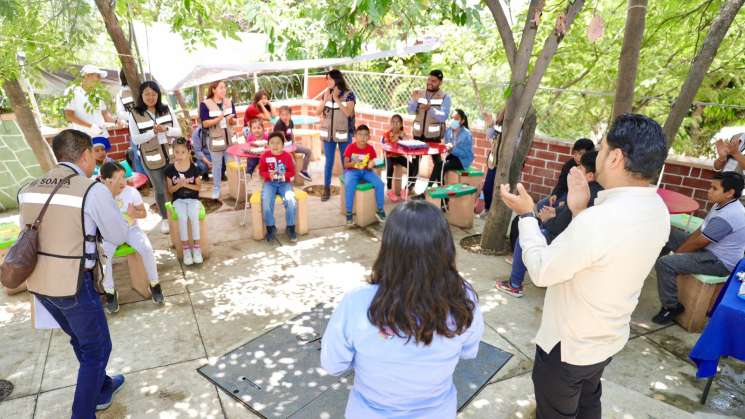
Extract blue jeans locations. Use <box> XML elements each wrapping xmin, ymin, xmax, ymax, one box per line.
<box><xmin>262</xmin><ymin>181</ymin><xmax>296</xmax><ymax>227</ymax></box>
<box><xmin>323</xmin><ymin>139</ymin><xmax>350</xmax><ymax>187</ymax></box>
<box><xmin>510</xmin><ymin>228</ymin><xmax>550</xmax><ymax>288</ymax></box>
<box><xmin>128</xmin><ymin>142</ymin><xmax>146</xmax><ymax>174</ymax></box>
<box><xmin>37</xmin><ymin>273</ymin><xmax>114</xmax><ymax>419</ymax></box>
<box><xmin>344</xmin><ymin>169</ymin><xmax>384</xmax><ymax>214</ymax></box>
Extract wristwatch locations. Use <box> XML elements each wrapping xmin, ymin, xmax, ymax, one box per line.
<box><xmin>518</xmin><ymin>211</ymin><xmax>537</xmax><ymax>220</ymax></box>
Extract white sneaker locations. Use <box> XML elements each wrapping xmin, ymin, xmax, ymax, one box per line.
<box><xmin>192</xmin><ymin>247</ymin><xmax>203</xmax><ymax>264</ymax></box>
<box><xmin>182</xmin><ymin>248</ymin><xmax>194</xmax><ymax>266</ymax></box>
<box><xmin>160</xmin><ymin>220</ymin><xmax>170</xmax><ymax>234</ymax></box>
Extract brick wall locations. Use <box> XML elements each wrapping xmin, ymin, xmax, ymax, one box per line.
<box><xmin>107</xmin><ymin>128</ymin><xmax>131</xmax><ymax>161</ymax></box>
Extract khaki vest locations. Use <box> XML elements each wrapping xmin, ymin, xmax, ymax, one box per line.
<box><xmin>18</xmin><ymin>165</ymin><xmax>97</xmax><ymax>297</ymax></box>
<box><xmin>203</xmin><ymin>98</ymin><xmax>234</xmax><ymax>152</ymax></box>
<box><xmin>412</xmin><ymin>90</ymin><xmax>446</xmax><ymax>141</ymax></box>
<box><xmin>320</xmin><ymin>95</ymin><xmax>351</xmax><ymax>143</ymax></box>
<box><xmin>133</xmin><ymin>108</ymin><xmax>174</xmax><ymax>170</ymax></box>
<box><xmin>120</xmin><ymin>87</ymin><xmax>135</xmax><ymax>112</ymax></box>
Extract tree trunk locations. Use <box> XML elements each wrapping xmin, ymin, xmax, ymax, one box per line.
<box><xmin>662</xmin><ymin>0</ymin><xmax>744</xmax><ymax>146</ymax></box>
<box><xmin>174</xmin><ymin>90</ymin><xmax>193</xmax><ymax>137</ymax></box>
<box><xmin>612</xmin><ymin>0</ymin><xmax>647</xmax><ymax>119</ymax></box>
<box><xmin>3</xmin><ymin>79</ymin><xmax>56</xmax><ymax>171</ymax></box>
<box><xmin>481</xmin><ymin>0</ymin><xmax>585</xmax><ymax>252</ymax></box>
<box><xmin>94</xmin><ymin>0</ymin><xmax>141</xmax><ymax>99</ymax></box>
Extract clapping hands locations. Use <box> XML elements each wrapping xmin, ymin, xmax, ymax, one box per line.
<box><xmin>566</xmin><ymin>167</ymin><xmax>590</xmax><ymax>216</ymax></box>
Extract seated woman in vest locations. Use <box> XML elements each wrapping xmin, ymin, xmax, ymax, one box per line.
<box><xmin>200</xmin><ymin>80</ymin><xmax>237</xmax><ymax>200</ymax></box>
<box><xmin>128</xmin><ymin>80</ymin><xmax>182</xmax><ymax>234</ymax></box>
<box><xmin>321</xmin><ymin>201</ymin><xmax>484</xmax><ymax>418</ymax></box>
<box><xmin>429</xmin><ymin>109</ymin><xmax>473</xmax><ymax>187</ymax></box>
<box><xmin>314</xmin><ymin>69</ymin><xmax>356</xmax><ymax>202</ymax></box>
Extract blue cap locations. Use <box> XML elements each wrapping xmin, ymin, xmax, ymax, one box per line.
<box><xmin>91</xmin><ymin>136</ymin><xmax>111</xmax><ymax>152</ymax></box>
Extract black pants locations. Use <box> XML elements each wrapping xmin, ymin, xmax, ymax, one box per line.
<box><xmin>409</xmin><ymin>139</ymin><xmax>442</xmax><ymax>182</ymax></box>
<box><xmin>483</xmin><ymin>167</ymin><xmax>497</xmax><ymax>210</ymax></box>
<box><xmin>429</xmin><ymin>154</ymin><xmax>464</xmax><ymax>185</ymax></box>
<box><xmin>532</xmin><ymin>343</ymin><xmax>611</xmax><ymax>419</ymax></box>
<box><xmin>386</xmin><ymin>156</ymin><xmax>414</xmax><ymax>189</ymax></box>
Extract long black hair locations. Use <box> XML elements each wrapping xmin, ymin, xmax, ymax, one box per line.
<box><xmin>454</xmin><ymin>108</ymin><xmax>469</xmax><ymax>129</ymax></box>
<box><xmin>326</xmin><ymin>69</ymin><xmax>349</xmax><ymax>93</ymax></box>
<box><xmin>368</xmin><ymin>201</ymin><xmax>476</xmax><ymax>345</ymax></box>
<box><xmin>134</xmin><ymin>80</ymin><xmax>169</xmax><ymax>115</ymax></box>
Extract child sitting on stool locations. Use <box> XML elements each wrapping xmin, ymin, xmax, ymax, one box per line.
<box><xmin>245</xmin><ymin>117</ymin><xmax>267</xmax><ymax>177</ymax></box>
<box><xmin>100</xmin><ymin>162</ymin><xmax>163</xmax><ymax>313</ymax></box>
<box><xmin>344</xmin><ymin>124</ymin><xmax>386</xmax><ymax>226</ymax></box>
<box><xmin>382</xmin><ymin>114</ymin><xmax>414</xmax><ymax>202</ymax></box>
<box><xmin>165</xmin><ymin>138</ymin><xmax>204</xmax><ymax>266</ymax></box>
<box><xmin>274</xmin><ymin>105</ymin><xmax>312</xmax><ymax>182</ymax></box>
<box><xmin>259</xmin><ymin>131</ymin><xmax>298</xmax><ymax>242</ymax></box>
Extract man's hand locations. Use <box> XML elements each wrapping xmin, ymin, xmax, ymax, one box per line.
<box><xmin>727</xmin><ymin>137</ymin><xmax>741</xmax><ymax>155</ymax></box>
<box><xmin>548</xmin><ymin>194</ymin><xmax>557</xmax><ymax>207</ymax></box>
<box><xmin>538</xmin><ymin>206</ymin><xmax>556</xmax><ymax>223</ymax></box>
<box><xmin>715</xmin><ymin>139</ymin><xmax>729</xmax><ymax>158</ymax></box>
<box><xmin>499</xmin><ymin>183</ymin><xmax>535</xmax><ymax>215</ymax></box>
<box><xmin>567</xmin><ymin>166</ymin><xmax>590</xmax><ymax>216</ymax></box>
<box><xmin>411</xmin><ymin>90</ymin><xmax>423</xmax><ymax>101</ymax></box>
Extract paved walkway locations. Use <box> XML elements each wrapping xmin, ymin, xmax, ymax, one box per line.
<box><xmin>0</xmin><ymin>166</ymin><xmax>743</xmax><ymax>418</ymax></box>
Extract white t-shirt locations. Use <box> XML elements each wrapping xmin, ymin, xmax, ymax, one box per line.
<box><xmin>723</xmin><ymin>135</ymin><xmax>745</xmax><ymax>172</ymax></box>
<box><xmin>114</xmin><ymin>186</ymin><xmax>144</xmax><ymax>226</ymax></box>
<box><xmin>64</xmin><ymin>86</ymin><xmax>109</xmax><ymax>137</ymax></box>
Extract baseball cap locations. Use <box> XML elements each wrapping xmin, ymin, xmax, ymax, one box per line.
<box><xmin>91</xmin><ymin>137</ymin><xmax>111</xmax><ymax>152</ymax></box>
<box><xmin>429</xmin><ymin>70</ymin><xmax>444</xmax><ymax>80</ymax></box>
<box><xmin>80</xmin><ymin>65</ymin><xmax>107</xmax><ymax>78</ymax></box>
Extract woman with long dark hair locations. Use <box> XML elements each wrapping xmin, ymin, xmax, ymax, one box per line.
<box><xmin>128</xmin><ymin>80</ymin><xmax>183</xmax><ymax>234</ymax></box>
<box><xmin>199</xmin><ymin>80</ymin><xmax>237</xmax><ymax>199</ymax></box>
<box><xmin>242</xmin><ymin>90</ymin><xmax>274</xmax><ymax>126</ymax></box>
<box><xmin>321</xmin><ymin>200</ymin><xmax>484</xmax><ymax>418</ymax></box>
<box><xmin>315</xmin><ymin>69</ymin><xmax>356</xmax><ymax>201</ymax></box>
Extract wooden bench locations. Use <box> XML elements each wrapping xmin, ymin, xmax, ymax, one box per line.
<box><xmin>676</xmin><ymin>273</ymin><xmax>728</xmax><ymax>332</ymax></box>
<box><xmin>249</xmin><ymin>187</ymin><xmax>309</xmax><ymax>240</ymax></box>
<box><xmin>165</xmin><ymin>201</ymin><xmax>211</xmax><ymax>260</ymax></box>
<box><xmin>670</xmin><ymin>214</ymin><xmax>704</xmax><ymax>234</ymax></box>
<box><xmin>445</xmin><ymin>166</ymin><xmax>485</xmax><ymax>190</ymax></box>
<box><xmin>339</xmin><ymin>176</ymin><xmax>379</xmax><ymax>227</ymax></box>
<box><xmin>427</xmin><ymin>183</ymin><xmax>479</xmax><ymax>229</ymax></box>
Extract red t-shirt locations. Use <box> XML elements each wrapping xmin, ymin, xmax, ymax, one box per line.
<box><xmin>243</xmin><ymin>104</ymin><xmax>263</xmax><ymax>126</ymax></box>
<box><xmin>258</xmin><ymin>150</ymin><xmax>296</xmax><ymax>182</ymax></box>
<box><xmin>344</xmin><ymin>143</ymin><xmax>377</xmax><ymax>170</ymax></box>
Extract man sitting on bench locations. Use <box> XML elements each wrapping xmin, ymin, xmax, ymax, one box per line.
<box><xmin>653</xmin><ymin>171</ymin><xmax>745</xmax><ymax>325</ymax></box>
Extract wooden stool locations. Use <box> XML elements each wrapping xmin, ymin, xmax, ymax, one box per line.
<box><xmin>249</xmin><ymin>187</ymin><xmax>309</xmax><ymax>240</ymax></box>
<box><xmin>226</xmin><ymin>160</ymin><xmax>247</xmax><ymax>201</ymax></box>
<box><xmin>675</xmin><ymin>273</ymin><xmax>727</xmax><ymax>332</ymax></box>
<box><xmin>339</xmin><ymin>177</ymin><xmax>378</xmax><ymax>227</ymax></box>
<box><xmin>293</xmin><ymin>153</ymin><xmax>306</xmax><ymax>187</ymax></box>
<box><xmin>114</xmin><ymin>244</ymin><xmax>151</xmax><ymax>299</ymax></box>
<box><xmin>165</xmin><ymin>201</ymin><xmax>211</xmax><ymax>260</ymax></box>
<box><xmin>428</xmin><ymin>184</ymin><xmax>478</xmax><ymax>229</ymax></box>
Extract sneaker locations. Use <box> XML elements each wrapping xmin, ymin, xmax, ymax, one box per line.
<box><xmin>192</xmin><ymin>247</ymin><xmax>203</xmax><ymax>264</ymax></box>
<box><xmin>266</xmin><ymin>225</ymin><xmax>276</xmax><ymax>242</ymax></box>
<box><xmin>212</xmin><ymin>189</ymin><xmax>220</xmax><ymax>200</ymax></box>
<box><xmin>652</xmin><ymin>303</ymin><xmax>685</xmax><ymax>325</ymax></box>
<box><xmin>150</xmin><ymin>283</ymin><xmax>165</xmax><ymax>305</ymax></box>
<box><xmin>96</xmin><ymin>374</ymin><xmax>125</xmax><ymax>411</ymax></box>
<box><xmin>287</xmin><ymin>225</ymin><xmax>298</xmax><ymax>242</ymax></box>
<box><xmin>387</xmin><ymin>191</ymin><xmax>401</xmax><ymax>203</ymax></box>
<box><xmin>182</xmin><ymin>247</ymin><xmax>194</xmax><ymax>266</ymax></box>
<box><xmin>321</xmin><ymin>187</ymin><xmax>331</xmax><ymax>202</ymax></box>
<box><xmin>496</xmin><ymin>280</ymin><xmax>524</xmax><ymax>298</ymax></box>
<box><xmin>346</xmin><ymin>213</ymin><xmax>354</xmax><ymax>227</ymax></box>
<box><xmin>299</xmin><ymin>171</ymin><xmax>312</xmax><ymax>181</ymax></box>
<box><xmin>159</xmin><ymin>220</ymin><xmax>169</xmax><ymax>234</ymax></box>
<box><xmin>104</xmin><ymin>290</ymin><xmax>119</xmax><ymax>314</ymax></box>
<box><xmin>375</xmin><ymin>210</ymin><xmax>386</xmax><ymax>222</ymax></box>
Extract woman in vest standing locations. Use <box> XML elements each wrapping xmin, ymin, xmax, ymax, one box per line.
<box><xmin>128</xmin><ymin>80</ymin><xmax>183</xmax><ymax>234</ymax></box>
<box><xmin>315</xmin><ymin>69</ymin><xmax>356</xmax><ymax>201</ymax></box>
<box><xmin>200</xmin><ymin>80</ymin><xmax>237</xmax><ymax>199</ymax></box>
<box><xmin>116</xmin><ymin>70</ymin><xmax>146</xmax><ymax>174</ymax></box>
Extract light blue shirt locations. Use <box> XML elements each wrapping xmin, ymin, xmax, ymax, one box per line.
<box><xmin>407</xmin><ymin>92</ymin><xmax>451</xmax><ymax>124</ymax></box>
<box><xmin>444</xmin><ymin>127</ymin><xmax>474</xmax><ymax>169</ymax></box>
<box><xmin>321</xmin><ymin>284</ymin><xmax>484</xmax><ymax>419</ymax></box>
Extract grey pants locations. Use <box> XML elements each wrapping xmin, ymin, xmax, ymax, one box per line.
<box><xmin>144</xmin><ymin>165</ymin><xmax>168</xmax><ymax>217</ymax></box>
<box><xmin>655</xmin><ymin>228</ymin><xmax>729</xmax><ymax>307</ymax></box>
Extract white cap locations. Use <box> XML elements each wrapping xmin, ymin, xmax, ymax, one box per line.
<box><xmin>80</xmin><ymin>65</ymin><xmax>107</xmax><ymax>78</ymax></box>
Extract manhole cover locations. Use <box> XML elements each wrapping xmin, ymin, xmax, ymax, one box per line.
<box><xmin>303</xmin><ymin>185</ymin><xmax>340</xmax><ymax>197</ymax></box>
<box><xmin>0</xmin><ymin>379</ymin><xmax>14</xmax><ymax>402</ymax></box>
<box><xmin>459</xmin><ymin>234</ymin><xmax>500</xmax><ymax>256</ymax></box>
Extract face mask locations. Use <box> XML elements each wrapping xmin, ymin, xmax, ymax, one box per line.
<box><xmin>450</xmin><ymin>120</ymin><xmax>461</xmax><ymax>130</ymax></box>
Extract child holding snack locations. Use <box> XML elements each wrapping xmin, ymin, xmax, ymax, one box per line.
<box><xmin>259</xmin><ymin>132</ymin><xmax>298</xmax><ymax>242</ymax></box>
<box><xmin>344</xmin><ymin>124</ymin><xmax>386</xmax><ymax>226</ymax></box>
<box><xmin>165</xmin><ymin>138</ymin><xmax>204</xmax><ymax>266</ymax></box>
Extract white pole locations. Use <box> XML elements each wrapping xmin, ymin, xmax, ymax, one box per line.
<box><xmin>253</xmin><ymin>73</ymin><xmax>259</xmax><ymax>92</ymax></box>
<box><xmin>303</xmin><ymin>67</ymin><xmax>309</xmax><ymax>98</ymax></box>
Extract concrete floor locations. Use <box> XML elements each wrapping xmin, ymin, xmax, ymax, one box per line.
<box><xmin>1</xmin><ymin>162</ymin><xmax>743</xmax><ymax>418</ymax></box>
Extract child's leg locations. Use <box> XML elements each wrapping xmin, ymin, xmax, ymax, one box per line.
<box><xmin>343</xmin><ymin>170</ymin><xmax>361</xmax><ymax>214</ymax></box>
<box><xmin>128</xmin><ymin>227</ymin><xmax>159</xmax><ymax>285</ymax></box>
<box><xmin>261</xmin><ymin>182</ymin><xmax>279</xmax><ymax>226</ymax></box>
<box><xmin>102</xmin><ymin>240</ymin><xmax>117</xmax><ymax>293</ymax></box>
<box><xmin>187</xmin><ymin>199</ymin><xmax>201</xmax><ymax>244</ymax></box>
<box><xmin>172</xmin><ymin>199</ymin><xmax>191</xmax><ymax>247</ymax></box>
<box><xmin>386</xmin><ymin>157</ymin><xmax>394</xmax><ymax>189</ymax></box>
<box><xmin>362</xmin><ymin>170</ymin><xmax>386</xmax><ymax>211</ymax></box>
<box><xmin>278</xmin><ymin>183</ymin><xmax>297</xmax><ymax>226</ymax></box>
<box><xmin>246</xmin><ymin>158</ymin><xmax>259</xmax><ymax>175</ymax></box>
<box><xmin>296</xmin><ymin>145</ymin><xmax>311</xmax><ymax>172</ymax></box>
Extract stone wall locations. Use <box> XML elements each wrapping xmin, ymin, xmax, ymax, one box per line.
<box><xmin>0</xmin><ymin>116</ymin><xmax>43</xmax><ymax>210</ymax></box>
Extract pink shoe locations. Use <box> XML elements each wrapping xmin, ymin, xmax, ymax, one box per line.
<box><xmin>387</xmin><ymin>191</ymin><xmax>401</xmax><ymax>203</ymax></box>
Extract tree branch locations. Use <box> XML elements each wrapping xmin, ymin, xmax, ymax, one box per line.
<box><xmin>485</xmin><ymin>0</ymin><xmax>517</xmax><ymax>69</ymax></box>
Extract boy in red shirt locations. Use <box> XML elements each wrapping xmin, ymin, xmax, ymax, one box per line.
<box><xmin>344</xmin><ymin>124</ymin><xmax>386</xmax><ymax>226</ymax></box>
<box><xmin>259</xmin><ymin>132</ymin><xmax>297</xmax><ymax>242</ymax></box>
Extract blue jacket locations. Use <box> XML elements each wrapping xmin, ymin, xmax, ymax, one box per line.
<box><xmin>444</xmin><ymin>126</ymin><xmax>474</xmax><ymax>169</ymax></box>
